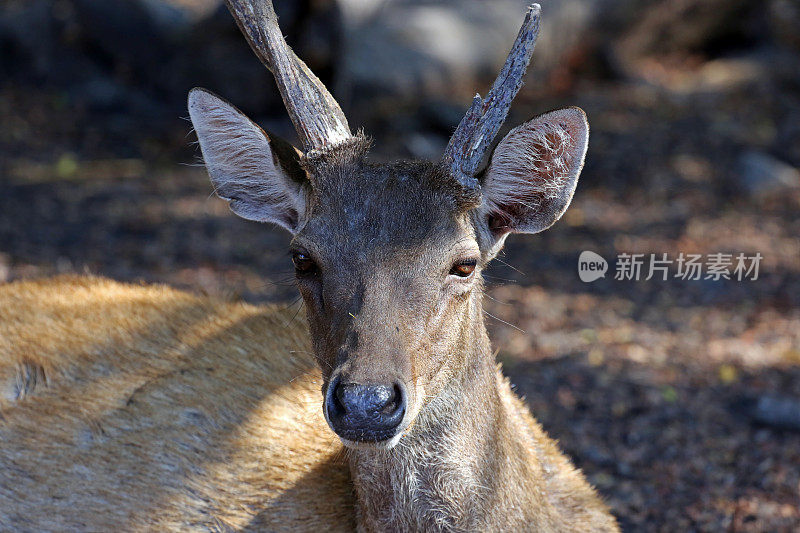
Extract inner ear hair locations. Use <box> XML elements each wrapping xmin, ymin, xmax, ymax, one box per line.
<box><xmin>188</xmin><ymin>88</ymin><xmax>310</xmax><ymax>232</ymax></box>
<box><xmin>480</xmin><ymin>106</ymin><xmax>589</xmax><ymax>236</ymax></box>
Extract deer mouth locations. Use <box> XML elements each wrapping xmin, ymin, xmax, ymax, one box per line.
<box><xmin>337</xmin><ymin>430</ymin><xmax>407</xmax><ymax>451</ymax></box>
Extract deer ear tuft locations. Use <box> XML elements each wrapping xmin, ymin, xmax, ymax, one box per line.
<box><xmin>481</xmin><ymin>107</ymin><xmax>589</xmax><ymax>239</ymax></box>
<box><xmin>188</xmin><ymin>88</ymin><xmax>308</xmax><ymax>233</ymax></box>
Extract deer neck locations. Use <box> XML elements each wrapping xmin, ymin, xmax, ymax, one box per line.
<box><xmin>346</xmin><ymin>297</ymin><xmax>547</xmax><ymax>531</ymax></box>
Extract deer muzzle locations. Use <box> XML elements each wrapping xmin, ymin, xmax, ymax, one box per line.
<box><xmin>324</xmin><ymin>375</ymin><xmax>407</xmax><ymax>444</ymax></box>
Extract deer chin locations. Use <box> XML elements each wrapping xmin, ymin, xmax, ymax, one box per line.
<box><xmin>337</xmin><ymin>428</ymin><xmax>407</xmax><ymax>451</ymax></box>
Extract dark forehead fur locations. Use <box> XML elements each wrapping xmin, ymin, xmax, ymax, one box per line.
<box><xmin>299</xmin><ymin>136</ymin><xmax>480</xmax><ymax>255</ymax></box>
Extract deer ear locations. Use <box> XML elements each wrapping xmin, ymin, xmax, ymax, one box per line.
<box><xmin>479</xmin><ymin>107</ymin><xmax>588</xmax><ymax>244</ymax></box>
<box><xmin>188</xmin><ymin>88</ymin><xmax>308</xmax><ymax>233</ymax></box>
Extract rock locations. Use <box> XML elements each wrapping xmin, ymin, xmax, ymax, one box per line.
<box><xmin>338</xmin><ymin>0</ymin><xmax>598</xmax><ymax>102</ymax></box>
<box><xmin>768</xmin><ymin>0</ymin><xmax>800</xmax><ymax>52</ymax></box>
<box><xmin>738</xmin><ymin>151</ymin><xmax>800</xmax><ymax>199</ymax></box>
<box><xmin>0</xmin><ymin>0</ymin><xmax>341</xmax><ymax>118</ymax></box>
<box><xmin>71</xmin><ymin>0</ymin><xmax>170</xmax><ymax>74</ymax></box>
<box><xmin>404</xmin><ymin>133</ymin><xmax>448</xmax><ymax>160</ymax></box>
<box><xmin>747</xmin><ymin>395</ymin><xmax>800</xmax><ymax>431</ymax></box>
<box><xmin>337</xmin><ymin>0</ymin><xmax>608</xmax><ymax>142</ymax></box>
<box><xmin>139</xmin><ymin>0</ymin><xmax>220</xmax><ymax>30</ymax></box>
<box><xmin>0</xmin><ymin>0</ymin><xmax>63</xmax><ymax>81</ymax></box>
<box><xmin>616</xmin><ymin>0</ymin><xmax>756</xmax><ymax>58</ymax></box>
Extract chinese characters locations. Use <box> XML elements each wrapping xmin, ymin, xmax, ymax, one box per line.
<box><xmin>612</xmin><ymin>252</ymin><xmax>762</xmax><ymax>281</ymax></box>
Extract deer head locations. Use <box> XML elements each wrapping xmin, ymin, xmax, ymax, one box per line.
<box><xmin>188</xmin><ymin>0</ymin><xmax>588</xmax><ymax>448</ymax></box>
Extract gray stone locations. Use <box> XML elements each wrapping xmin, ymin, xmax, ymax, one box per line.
<box><xmin>738</xmin><ymin>151</ymin><xmax>800</xmax><ymax>199</ymax></box>
<box><xmin>338</xmin><ymin>0</ymin><xmax>596</xmax><ymax>101</ymax></box>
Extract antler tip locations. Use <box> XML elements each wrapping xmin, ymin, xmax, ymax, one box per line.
<box><xmin>523</xmin><ymin>4</ymin><xmax>541</xmax><ymax>34</ymax></box>
<box><xmin>443</xmin><ymin>0</ymin><xmax>543</xmax><ymax>186</ymax></box>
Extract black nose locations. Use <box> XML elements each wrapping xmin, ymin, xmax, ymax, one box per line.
<box><xmin>325</xmin><ymin>377</ymin><xmax>406</xmax><ymax>442</ymax></box>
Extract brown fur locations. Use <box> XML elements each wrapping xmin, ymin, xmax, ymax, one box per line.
<box><xmin>0</xmin><ymin>275</ymin><xmax>353</xmax><ymax>531</ymax></box>
<box><xmin>0</xmin><ymin>275</ymin><xmax>616</xmax><ymax>531</ymax></box>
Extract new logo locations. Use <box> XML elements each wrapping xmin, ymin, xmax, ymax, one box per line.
<box><xmin>578</xmin><ymin>251</ymin><xmax>608</xmax><ymax>282</ymax></box>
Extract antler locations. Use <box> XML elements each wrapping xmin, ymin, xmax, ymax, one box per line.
<box><xmin>225</xmin><ymin>0</ymin><xmax>352</xmax><ymax>152</ymax></box>
<box><xmin>442</xmin><ymin>3</ymin><xmax>541</xmax><ymax>192</ymax></box>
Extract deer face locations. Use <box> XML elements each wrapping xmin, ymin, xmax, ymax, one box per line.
<box><xmin>189</xmin><ymin>0</ymin><xmax>586</xmax><ymax>448</ymax></box>
<box><xmin>293</xmin><ymin>152</ymin><xmax>482</xmax><ymax>447</ymax></box>
<box><xmin>188</xmin><ymin>90</ymin><xmax>588</xmax><ymax>448</ymax></box>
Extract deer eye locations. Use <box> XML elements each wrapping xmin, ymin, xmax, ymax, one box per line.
<box><xmin>292</xmin><ymin>252</ymin><xmax>318</xmax><ymax>275</ymax></box>
<box><xmin>449</xmin><ymin>259</ymin><xmax>477</xmax><ymax>278</ymax></box>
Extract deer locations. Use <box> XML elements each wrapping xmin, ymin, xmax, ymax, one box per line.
<box><xmin>0</xmin><ymin>0</ymin><xmax>618</xmax><ymax>531</ymax></box>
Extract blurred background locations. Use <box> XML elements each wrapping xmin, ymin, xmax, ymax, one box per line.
<box><xmin>1</xmin><ymin>0</ymin><xmax>799</xmax><ymax>529</ymax></box>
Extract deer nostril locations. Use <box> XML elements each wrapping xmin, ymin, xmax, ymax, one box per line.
<box><xmin>381</xmin><ymin>384</ymin><xmax>403</xmax><ymax>416</ymax></box>
<box><xmin>326</xmin><ymin>380</ymin><xmax>407</xmax><ymax>442</ymax></box>
<box><xmin>332</xmin><ymin>377</ymin><xmax>346</xmax><ymax>414</ymax></box>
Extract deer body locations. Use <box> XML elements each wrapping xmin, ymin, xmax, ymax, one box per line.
<box><xmin>0</xmin><ymin>276</ymin><xmax>614</xmax><ymax>531</ymax></box>
<box><xmin>0</xmin><ymin>276</ymin><xmax>354</xmax><ymax>531</ymax></box>
<box><xmin>1</xmin><ymin>0</ymin><xmax>619</xmax><ymax>529</ymax></box>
